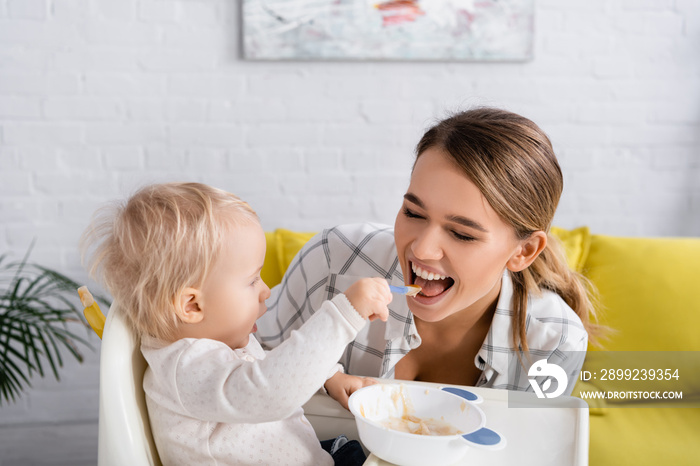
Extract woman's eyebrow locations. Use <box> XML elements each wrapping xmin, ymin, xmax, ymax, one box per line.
<box><xmin>446</xmin><ymin>215</ymin><xmax>488</xmax><ymax>233</ymax></box>
<box><xmin>404</xmin><ymin>192</ymin><xmax>488</xmax><ymax>233</ymax></box>
<box><xmin>403</xmin><ymin>192</ymin><xmax>424</xmax><ymax>207</ymax></box>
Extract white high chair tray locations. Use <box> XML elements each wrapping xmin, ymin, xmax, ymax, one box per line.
<box><xmin>303</xmin><ymin>381</ymin><xmax>588</xmax><ymax>466</ymax></box>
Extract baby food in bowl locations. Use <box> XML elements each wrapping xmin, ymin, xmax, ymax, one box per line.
<box><xmin>371</xmin><ymin>384</ymin><xmax>465</xmax><ymax>436</ymax></box>
<box><xmin>380</xmin><ymin>414</ymin><xmax>463</xmax><ymax>436</ymax></box>
<box><xmin>348</xmin><ymin>383</ymin><xmax>505</xmax><ymax>466</ymax></box>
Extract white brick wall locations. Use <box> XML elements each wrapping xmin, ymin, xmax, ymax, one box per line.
<box><xmin>1</xmin><ymin>0</ymin><xmax>699</xmax><ymax>463</ymax></box>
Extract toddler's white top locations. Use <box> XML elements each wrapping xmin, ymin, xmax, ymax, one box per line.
<box><xmin>142</xmin><ymin>294</ymin><xmax>366</xmax><ymax>466</ymax></box>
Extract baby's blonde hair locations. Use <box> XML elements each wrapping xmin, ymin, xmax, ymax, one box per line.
<box><xmin>81</xmin><ymin>182</ymin><xmax>258</xmax><ymax>341</ymax></box>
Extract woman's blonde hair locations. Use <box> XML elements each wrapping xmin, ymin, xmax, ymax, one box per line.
<box><xmin>415</xmin><ymin>107</ymin><xmax>605</xmax><ymax>351</ymax></box>
<box><xmin>81</xmin><ymin>182</ymin><xmax>258</xmax><ymax>341</ymax></box>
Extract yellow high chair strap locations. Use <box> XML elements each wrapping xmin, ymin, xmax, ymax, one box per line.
<box><xmin>78</xmin><ymin>286</ymin><xmax>106</xmax><ymax>339</ymax></box>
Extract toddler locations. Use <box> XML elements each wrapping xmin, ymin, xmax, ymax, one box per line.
<box><xmin>82</xmin><ymin>182</ymin><xmax>391</xmax><ymax>466</ymax></box>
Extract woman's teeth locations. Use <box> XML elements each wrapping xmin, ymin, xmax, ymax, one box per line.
<box><xmin>412</xmin><ymin>263</ymin><xmax>447</xmax><ymax>281</ymax></box>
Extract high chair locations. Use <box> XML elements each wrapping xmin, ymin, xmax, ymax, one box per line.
<box><xmin>94</xmin><ymin>303</ymin><xmax>161</xmax><ymax>465</ymax></box>
<box><xmin>83</xmin><ymin>293</ymin><xmax>352</xmax><ymax>465</ymax></box>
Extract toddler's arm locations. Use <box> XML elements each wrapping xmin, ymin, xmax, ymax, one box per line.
<box><xmin>322</xmin><ymin>277</ymin><xmax>390</xmax><ymax>408</ymax></box>
<box><xmin>165</xmin><ymin>280</ymin><xmax>390</xmax><ymax>424</ymax></box>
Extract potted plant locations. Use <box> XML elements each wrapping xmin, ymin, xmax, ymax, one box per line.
<box><xmin>0</xmin><ymin>245</ymin><xmax>109</xmax><ymax>405</ymax></box>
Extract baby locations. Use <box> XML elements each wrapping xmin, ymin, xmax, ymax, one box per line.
<box><xmin>82</xmin><ymin>182</ymin><xmax>392</xmax><ymax>466</ymax></box>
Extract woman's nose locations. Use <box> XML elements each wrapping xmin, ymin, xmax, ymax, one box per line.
<box><xmin>411</xmin><ymin>226</ymin><xmax>444</xmax><ymax>261</ymax></box>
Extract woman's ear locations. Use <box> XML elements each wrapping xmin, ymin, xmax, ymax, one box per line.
<box><xmin>506</xmin><ymin>231</ymin><xmax>548</xmax><ymax>273</ymax></box>
<box><xmin>176</xmin><ymin>287</ymin><xmax>204</xmax><ymax>324</ymax></box>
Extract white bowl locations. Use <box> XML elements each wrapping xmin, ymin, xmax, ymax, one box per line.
<box><xmin>348</xmin><ymin>384</ymin><xmax>505</xmax><ymax>466</ymax></box>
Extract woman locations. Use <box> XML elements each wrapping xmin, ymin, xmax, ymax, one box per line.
<box><xmin>256</xmin><ymin>107</ymin><xmax>602</xmax><ymax>408</ymax></box>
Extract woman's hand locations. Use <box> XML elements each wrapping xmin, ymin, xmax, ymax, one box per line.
<box><xmin>324</xmin><ymin>372</ymin><xmax>377</xmax><ymax>410</ymax></box>
<box><xmin>343</xmin><ymin>277</ymin><xmax>392</xmax><ymax>322</ymax></box>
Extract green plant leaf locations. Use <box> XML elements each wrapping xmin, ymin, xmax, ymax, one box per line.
<box><xmin>0</xmin><ymin>245</ymin><xmax>107</xmax><ymax>406</ymax></box>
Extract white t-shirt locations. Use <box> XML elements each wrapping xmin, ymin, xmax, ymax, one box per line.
<box><xmin>142</xmin><ymin>294</ymin><xmax>366</xmax><ymax>466</ymax></box>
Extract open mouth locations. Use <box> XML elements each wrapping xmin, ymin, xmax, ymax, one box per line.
<box><xmin>411</xmin><ymin>262</ymin><xmax>455</xmax><ymax>298</ymax></box>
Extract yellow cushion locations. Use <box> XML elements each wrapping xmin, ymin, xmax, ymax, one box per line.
<box><xmin>588</xmin><ymin>403</ymin><xmax>700</xmax><ymax>466</ymax></box>
<box><xmin>262</xmin><ymin>229</ymin><xmax>316</xmax><ymax>288</ymax></box>
<box><xmin>550</xmin><ymin>226</ymin><xmax>591</xmax><ymax>273</ymax></box>
<box><xmin>583</xmin><ymin>235</ymin><xmax>700</xmax><ymax>352</ymax></box>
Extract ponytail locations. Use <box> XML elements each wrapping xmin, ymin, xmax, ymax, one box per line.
<box><xmin>510</xmin><ymin>232</ymin><xmax>605</xmax><ymax>355</ymax></box>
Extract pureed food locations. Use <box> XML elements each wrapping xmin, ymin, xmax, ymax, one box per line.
<box><xmin>372</xmin><ymin>384</ymin><xmax>465</xmax><ymax>436</ymax></box>
<box><xmin>380</xmin><ymin>414</ymin><xmax>463</xmax><ymax>436</ymax></box>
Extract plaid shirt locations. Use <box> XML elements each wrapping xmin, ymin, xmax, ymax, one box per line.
<box><xmin>256</xmin><ymin>223</ymin><xmax>588</xmax><ymax>394</ymax></box>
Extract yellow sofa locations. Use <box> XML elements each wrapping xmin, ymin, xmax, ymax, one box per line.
<box><xmin>262</xmin><ymin>227</ymin><xmax>700</xmax><ymax>466</ymax></box>
<box><xmin>563</xmin><ymin>229</ymin><xmax>700</xmax><ymax>465</ymax></box>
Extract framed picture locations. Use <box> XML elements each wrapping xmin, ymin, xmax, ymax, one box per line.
<box><xmin>243</xmin><ymin>0</ymin><xmax>534</xmax><ymax>61</ymax></box>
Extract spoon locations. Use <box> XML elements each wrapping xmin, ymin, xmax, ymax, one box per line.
<box><xmin>389</xmin><ymin>284</ymin><xmax>422</xmax><ymax>297</ymax></box>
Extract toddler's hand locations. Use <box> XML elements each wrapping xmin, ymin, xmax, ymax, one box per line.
<box><xmin>343</xmin><ymin>277</ymin><xmax>391</xmax><ymax>322</ymax></box>
<box><xmin>324</xmin><ymin>372</ymin><xmax>377</xmax><ymax>410</ymax></box>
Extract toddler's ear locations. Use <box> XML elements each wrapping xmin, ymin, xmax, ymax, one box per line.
<box><xmin>176</xmin><ymin>287</ymin><xmax>204</xmax><ymax>324</ymax></box>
